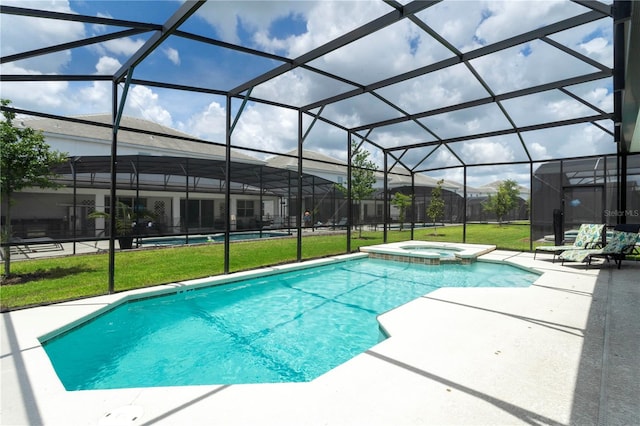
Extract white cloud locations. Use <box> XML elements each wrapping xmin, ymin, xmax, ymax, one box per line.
<box><xmin>92</xmin><ymin>12</ymin><xmax>112</xmax><ymax>34</ymax></box>
<box><xmin>87</xmin><ymin>12</ymin><xmax>147</xmax><ymax>58</ymax></box>
<box><xmin>253</xmin><ymin>30</ymin><xmax>292</xmax><ymax>54</ymax></box>
<box><xmin>0</xmin><ymin>0</ymin><xmax>84</xmax><ymax>73</ymax></box>
<box><xmin>375</xmin><ymin>64</ymin><xmax>489</xmax><ymax>127</ymax></box>
<box><xmin>283</xmin><ymin>1</ymin><xmax>391</xmax><ymax>56</ymax></box>
<box><xmin>76</xmin><ymin>82</ymin><xmax>111</xmax><ymax>112</ymax></box>
<box><xmin>186</xmin><ymin>101</ymin><xmax>227</xmax><ymax>142</ymax></box>
<box><xmin>197</xmin><ymin>1</ymin><xmax>312</xmax><ymax>46</ymax></box>
<box><xmin>475</xmin><ymin>1</ymin><xmax>582</xmax><ymax>45</ymax></box>
<box><xmin>547</xmin><ymin>98</ymin><xmax>591</xmax><ymax>120</ymax></box>
<box><xmin>528</xmin><ymin>142</ymin><xmax>549</xmax><ymax>160</ymax></box>
<box><xmin>307</xmin><ymin>17</ymin><xmax>451</xmax><ymax>86</ymax></box>
<box><xmin>164</xmin><ymin>47</ymin><xmax>180</xmax><ymax>66</ymax></box>
<box><xmin>0</xmin><ymin>63</ymin><xmax>70</xmax><ymax>110</ymax></box>
<box><xmin>126</xmin><ymin>86</ymin><xmax>173</xmax><ymax>127</ymax></box>
<box><xmin>460</xmin><ymin>140</ymin><xmax>515</xmax><ymax>164</ymax></box>
<box><xmin>185</xmin><ymin>100</ymin><xmax>305</xmax><ymax>154</ymax></box>
<box><xmin>197</xmin><ymin>1</ymin><xmax>392</xmax><ymax>57</ymax></box>
<box><xmin>415</xmin><ymin>2</ymin><xmax>485</xmax><ymax>52</ymax></box>
<box><xmin>569</xmin><ymin>124</ymin><xmax>613</xmax><ymax>157</ymax></box>
<box><xmin>589</xmin><ymin>87</ymin><xmax>614</xmax><ymax>112</ymax></box>
<box><xmin>580</xmin><ymin>37</ymin><xmax>609</xmax><ymax>56</ymax></box>
<box><xmin>95</xmin><ymin>56</ymin><xmax>121</xmax><ymax>74</ymax></box>
<box><xmin>231</xmin><ymin>104</ymin><xmax>298</xmax><ymax>153</ymax></box>
<box><xmin>550</xmin><ymin>19</ymin><xmax>613</xmax><ymax>66</ymax></box>
<box><xmin>252</xmin><ymin>70</ymin><xmax>311</xmax><ymax>106</ymax></box>
<box><xmin>100</xmin><ymin>37</ymin><xmax>146</xmax><ymax>56</ymax></box>
<box><xmin>0</xmin><ymin>63</ymin><xmax>114</xmax><ymax>117</ymax></box>
<box><xmin>418</xmin><ymin>146</ymin><xmax>462</xmax><ymax>170</ymax></box>
<box><xmin>523</xmin><ymin>122</ymin><xmax>614</xmax><ymax>161</ymax></box>
<box><xmin>416</xmin><ymin>159</ymin><xmax>532</xmax><ymax>190</ymax></box>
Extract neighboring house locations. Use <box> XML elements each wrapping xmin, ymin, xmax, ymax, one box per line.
<box><xmin>266</xmin><ymin>150</ymin><xmax>463</xmax><ymax>224</ymax></box>
<box><xmin>3</xmin><ymin>115</ymin><xmax>497</xmax><ymax>239</ymax></box>
<box><xmin>5</xmin><ymin>115</ymin><xmax>281</xmax><ymax>238</ymax></box>
<box><xmin>464</xmin><ymin>181</ymin><xmax>530</xmax><ymax>222</ymax></box>
<box><xmin>477</xmin><ymin>181</ymin><xmax>530</xmax><ymax>201</ymax></box>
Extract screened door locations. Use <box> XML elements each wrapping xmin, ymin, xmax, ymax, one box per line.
<box><xmin>563</xmin><ymin>185</ymin><xmax>605</xmax><ymax>230</ymax></box>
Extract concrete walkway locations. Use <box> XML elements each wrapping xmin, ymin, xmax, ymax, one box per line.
<box><xmin>1</xmin><ymin>250</ymin><xmax>638</xmax><ymax>425</ymax></box>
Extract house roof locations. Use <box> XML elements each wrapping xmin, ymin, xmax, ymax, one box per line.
<box><xmin>266</xmin><ymin>149</ymin><xmax>348</xmax><ymax>175</ymax></box>
<box><xmin>476</xmin><ymin>180</ymin><xmax>531</xmax><ymax>197</ymax></box>
<box><xmin>26</xmin><ymin>112</ymin><xmax>506</xmax><ymax>196</ymax></box>
<box><xmin>21</xmin><ymin>114</ymin><xmax>263</xmax><ymax>164</ymax></box>
<box><xmin>267</xmin><ymin>149</ymin><xmax>461</xmax><ymax>191</ymax></box>
<box><xmin>52</xmin><ymin>154</ymin><xmax>338</xmax><ymax>197</ymax></box>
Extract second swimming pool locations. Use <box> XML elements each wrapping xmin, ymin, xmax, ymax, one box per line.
<box><xmin>42</xmin><ymin>257</ymin><xmax>539</xmax><ymax>390</ymax></box>
<box><xmin>141</xmin><ymin>231</ymin><xmax>291</xmax><ymax>246</ymax></box>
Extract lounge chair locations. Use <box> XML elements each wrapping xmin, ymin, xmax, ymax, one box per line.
<box><xmin>9</xmin><ymin>236</ymin><xmax>63</xmax><ymax>255</ymax></box>
<box><xmin>611</xmin><ymin>224</ymin><xmax>640</xmax><ymax>255</ymax></box>
<box><xmin>534</xmin><ymin>223</ymin><xmax>604</xmax><ymax>262</ymax></box>
<box><xmin>264</xmin><ymin>216</ymin><xmax>284</xmax><ymax>229</ymax></box>
<box><xmin>332</xmin><ymin>217</ymin><xmax>348</xmax><ymax>229</ymax></box>
<box><xmin>559</xmin><ymin>227</ymin><xmax>639</xmax><ymax>269</ymax></box>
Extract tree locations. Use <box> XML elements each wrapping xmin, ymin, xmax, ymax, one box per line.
<box><xmin>1</xmin><ymin>99</ymin><xmax>68</xmax><ymax>275</ymax></box>
<box><xmin>426</xmin><ymin>179</ymin><xmax>445</xmax><ymax>235</ymax></box>
<box><xmin>390</xmin><ymin>192</ymin><xmax>412</xmax><ymax>231</ymax></box>
<box><xmin>336</xmin><ymin>140</ymin><xmax>376</xmax><ymax>238</ymax></box>
<box><xmin>482</xmin><ymin>179</ymin><xmax>520</xmax><ymax>225</ymax></box>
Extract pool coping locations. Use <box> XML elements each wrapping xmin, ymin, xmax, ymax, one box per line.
<box><xmin>2</xmin><ymin>248</ymin><xmax>639</xmax><ymax>425</ymax></box>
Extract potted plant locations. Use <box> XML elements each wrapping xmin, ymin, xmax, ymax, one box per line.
<box><xmin>88</xmin><ymin>201</ymin><xmax>155</xmax><ymax>249</ymax></box>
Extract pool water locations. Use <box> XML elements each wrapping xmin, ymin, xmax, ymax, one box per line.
<box><xmin>208</xmin><ymin>231</ymin><xmax>291</xmax><ymax>242</ymax></box>
<box><xmin>401</xmin><ymin>246</ymin><xmax>460</xmax><ymax>258</ymax></box>
<box><xmin>142</xmin><ymin>231</ymin><xmax>291</xmax><ymax>246</ymax></box>
<box><xmin>42</xmin><ymin>258</ymin><xmax>539</xmax><ymax>390</ymax></box>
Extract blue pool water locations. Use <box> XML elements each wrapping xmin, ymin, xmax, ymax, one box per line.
<box><xmin>401</xmin><ymin>246</ymin><xmax>461</xmax><ymax>258</ymax></box>
<box><xmin>142</xmin><ymin>231</ymin><xmax>291</xmax><ymax>246</ymax></box>
<box><xmin>42</xmin><ymin>258</ymin><xmax>538</xmax><ymax>390</ymax></box>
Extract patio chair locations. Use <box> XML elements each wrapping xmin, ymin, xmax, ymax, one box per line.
<box><xmin>611</xmin><ymin>223</ymin><xmax>640</xmax><ymax>255</ymax></box>
<box><xmin>534</xmin><ymin>223</ymin><xmax>604</xmax><ymax>262</ymax></box>
<box><xmin>559</xmin><ymin>228</ymin><xmax>639</xmax><ymax>269</ymax></box>
<box><xmin>264</xmin><ymin>216</ymin><xmax>284</xmax><ymax>229</ymax></box>
<box><xmin>331</xmin><ymin>217</ymin><xmax>348</xmax><ymax>229</ymax></box>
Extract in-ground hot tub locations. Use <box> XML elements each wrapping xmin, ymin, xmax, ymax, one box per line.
<box><xmin>360</xmin><ymin>241</ymin><xmax>496</xmax><ymax>264</ymax></box>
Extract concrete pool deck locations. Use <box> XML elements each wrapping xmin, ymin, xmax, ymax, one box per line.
<box><xmin>1</xmin><ymin>250</ymin><xmax>639</xmax><ymax>425</ymax></box>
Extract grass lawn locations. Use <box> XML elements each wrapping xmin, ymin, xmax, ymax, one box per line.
<box><xmin>1</xmin><ymin>223</ymin><xmax>535</xmax><ymax>311</ymax></box>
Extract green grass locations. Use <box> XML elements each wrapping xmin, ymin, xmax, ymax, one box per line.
<box><xmin>1</xmin><ymin>224</ymin><xmax>534</xmax><ymax>311</ymax></box>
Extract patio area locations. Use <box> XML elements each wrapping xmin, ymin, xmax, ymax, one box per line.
<box><xmin>2</xmin><ymin>250</ymin><xmax>638</xmax><ymax>425</ymax></box>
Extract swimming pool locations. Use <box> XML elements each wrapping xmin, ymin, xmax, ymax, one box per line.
<box><xmin>142</xmin><ymin>231</ymin><xmax>291</xmax><ymax>246</ymax></box>
<box><xmin>41</xmin><ymin>256</ymin><xmax>539</xmax><ymax>390</ymax></box>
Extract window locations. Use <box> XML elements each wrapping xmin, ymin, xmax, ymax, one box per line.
<box><xmin>105</xmin><ymin>197</ymin><xmax>147</xmax><ymax>214</ymax></box>
<box><xmin>237</xmin><ymin>200</ymin><xmax>255</xmax><ymax>217</ymax></box>
<box><xmin>180</xmin><ymin>199</ymin><xmax>214</xmax><ymax>229</ymax></box>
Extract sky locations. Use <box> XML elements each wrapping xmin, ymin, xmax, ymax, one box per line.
<box><xmin>0</xmin><ymin>0</ymin><xmax>616</xmax><ymax>189</ymax></box>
